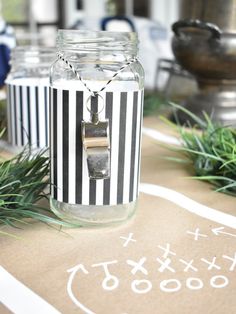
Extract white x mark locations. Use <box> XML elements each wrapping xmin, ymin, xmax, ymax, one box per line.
<box><xmin>179</xmin><ymin>259</ymin><xmax>198</xmax><ymax>272</ymax></box>
<box><xmin>120</xmin><ymin>233</ymin><xmax>136</xmax><ymax>247</ymax></box>
<box><xmin>223</xmin><ymin>253</ymin><xmax>236</xmax><ymax>271</ymax></box>
<box><xmin>187</xmin><ymin>228</ymin><xmax>208</xmax><ymax>241</ymax></box>
<box><xmin>158</xmin><ymin>243</ymin><xmax>176</xmax><ymax>259</ymax></box>
<box><xmin>127</xmin><ymin>257</ymin><xmax>148</xmax><ymax>275</ymax></box>
<box><xmin>156</xmin><ymin>257</ymin><xmax>175</xmax><ymax>273</ymax></box>
<box><xmin>201</xmin><ymin>257</ymin><xmax>221</xmax><ymax>270</ymax></box>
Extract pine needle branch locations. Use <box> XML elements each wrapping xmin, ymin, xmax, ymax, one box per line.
<box><xmin>0</xmin><ymin>147</ymin><xmax>75</xmax><ymax>233</ymax></box>
<box><xmin>167</xmin><ymin>103</ymin><xmax>236</xmax><ymax>196</ymax></box>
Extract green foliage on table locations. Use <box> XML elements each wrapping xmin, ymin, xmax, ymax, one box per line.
<box><xmin>0</xmin><ymin>147</ymin><xmax>73</xmax><ymax>237</ymax></box>
<box><xmin>167</xmin><ymin>103</ymin><xmax>236</xmax><ymax>197</ymax></box>
<box><xmin>143</xmin><ymin>92</ymin><xmax>165</xmax><ymax>116</ymax></box>
<box><xmin>0</xmin><ymin>98</ymin><xmax>7</xmax><ymax>131</ymax></box>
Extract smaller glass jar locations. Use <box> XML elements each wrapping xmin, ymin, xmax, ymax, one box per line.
<box><xmin>5</xmin><ymin>46</ymin><xmax>55</xmax><ymax>149</ymax></box>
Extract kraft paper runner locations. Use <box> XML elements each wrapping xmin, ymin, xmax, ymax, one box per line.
<box><xmin>0</xmin><ymin>116</ymin><xmax>235</xmax><ymax>314</ymax></box>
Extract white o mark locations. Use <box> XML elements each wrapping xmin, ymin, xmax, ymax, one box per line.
<box><xmin>186</xmin><ymin>277</ymin><xmax>204</xmax><ymax>290</ymax></box>
<box><xmin>160</xmin><ymin>279</ymin><xmax>181</xmax><ymax>293</ymax></box>
<box><xmin>131</xmin><ymin>280</ymin><xmax>152</xmax><ymax>294</ymax></box>
<box><xmin>210</xmin><ymin>275</ymin><xmax>229</xmax><ymax>289</ymax></box>
<box><xmin>102</xmin><ymin>275</ymin><xmax>119</xmax><ymax>291</ymax></box>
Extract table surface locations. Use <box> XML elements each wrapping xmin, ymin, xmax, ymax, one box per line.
<box><xmin>0</xmin><ymin>116</ymin><xmax>236</xmax><ymax>314</ymax></box>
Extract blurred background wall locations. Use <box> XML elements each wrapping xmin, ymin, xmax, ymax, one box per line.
<box><xmin>0</xmin><ymin>0</ymin><xmax>181</xmax><ymax>89</ymax></box>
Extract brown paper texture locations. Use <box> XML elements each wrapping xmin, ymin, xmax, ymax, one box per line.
<box><xmin>0</xmin><ymin>116</ymin><xmax>235</xmax><ymax>314</ymax></box>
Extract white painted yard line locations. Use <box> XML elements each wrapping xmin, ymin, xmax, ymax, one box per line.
<box><xmin>0</xmin><ymin>266</ymin><xmax>61</xmax><ymax>314</ymax></box>
<box><xmin>142</xmin><ymin>127</ymin><xmax>182</xmax><ymax>146</ymax></box>
<box><xmin>140</xmin><ymin>183</ymin><xmax>236</xmax><ymax>230</ymax></box>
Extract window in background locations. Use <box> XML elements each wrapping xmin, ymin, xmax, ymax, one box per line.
<box><xmin>1</xmin><ymin>0</ymin><xmax>63</xmax><ymax>46</ymax></box>
<box><xmin>134</xmin><ymin>0</ymin><xmax>148</xmax><ymax>17</ymax></box>
<box><xmin>2</xmin><ymin>0</ymin><xmax>30</xmax><ymax>45</ymax></box>
<box><xmin>77</xmin><ymin>0</ymin><xmax>83</xmax><ymax>10</ymax></box>
<box><xmin>115</xmin><ymin>0</ymin><xmax>148</xmax><ymax>17</ymax></box>
<box><xmin>2</xmin><ymin>0</ymin><xmax>28</xmax><ymax>24</ymax></box>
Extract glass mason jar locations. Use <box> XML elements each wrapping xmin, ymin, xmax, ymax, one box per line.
<box><xmin>5</xmin><ymin>46</ymin><xmax>55</xmax><ymax>149</ymax></box>
<box><xmin>50</xmin><ymin>30</ymin><xmax>144</xmax><ymax>226</ymax></box>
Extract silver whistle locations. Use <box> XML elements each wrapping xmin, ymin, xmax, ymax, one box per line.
<box><xmin>82</xmin><ymin>95</ymin><xmax>110</xmax><ymax>180</ymax></box>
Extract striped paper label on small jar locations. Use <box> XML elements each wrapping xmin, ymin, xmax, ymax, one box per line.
<box><xmin>6</xmin><ymin>81</ymin><xmax>49</xmax><ymax>148</ymax></box>
<box><xmin>50</xmin><ymin>86</ymin><xmax>144</xmax><ymax>206</ymax></box>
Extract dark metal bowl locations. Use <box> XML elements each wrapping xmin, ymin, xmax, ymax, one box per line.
<box><xmin>172</xmin><ymin>19</ymin><xmax>236</xmax><ymax>80</ymax></box>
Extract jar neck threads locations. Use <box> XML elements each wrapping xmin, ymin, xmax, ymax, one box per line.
<box><xmin>57</xmin><ymin>30</ymin><xmax>138</xmax><ymax>59</ymax></box>
<box><xmin>10</xmin><ymin>46</ymin><xmax>55</xmax><ymax>66</ymax></box>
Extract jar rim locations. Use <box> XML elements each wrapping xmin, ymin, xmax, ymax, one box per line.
<box><xmin>10</xmin><ymin>46</ymin><xmax>56</xmax><ymax>65</ymax></box>
<box><xmin>57</xmin><ymin>29</ymin><xmax>138</xmax><ymax>53</ymax></box>
<box><xmin>12</xmin><ymin>46</ymin><xmax>55</xmax><ymax>57</ymax></box>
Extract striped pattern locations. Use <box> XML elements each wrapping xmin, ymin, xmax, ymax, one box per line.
<box><xmin>7</xmin><ymin>83</ymin><xmax>49</xmax><ymax>148</ymax></box>
<box><xmin>50</xmin><ymin>87</ymin><xmax>144</xmax><ymax>206</ymax></box>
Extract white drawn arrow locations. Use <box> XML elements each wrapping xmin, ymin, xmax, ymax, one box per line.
<box><xmin>67</xmin><ymin>264</ymin><xmax>95</xmax><ymax>314</ymax></box>
<box><xmin>212</xmin><ymin>227</ymin><xmax>236</xmax><ymax>238</ymax></box>
<box><xmin>140</xmin><ymin>183</ymin><xmax>236</xmax><ymax>230</ymax></box>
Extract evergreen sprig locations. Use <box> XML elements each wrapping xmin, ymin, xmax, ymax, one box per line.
<box><xmin>0</xmin><ymin>147</ymin><xmax>73</xmax><ymax>235</ymax></box>
<box><xmin>167</xmin><ymin>102</ymin><xmax>236</xmax><ymax>196</ymax></box>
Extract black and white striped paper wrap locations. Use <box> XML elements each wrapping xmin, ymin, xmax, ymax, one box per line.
<box><xmin>50</xmin><ymin>86</ymin><xmax>144</xmax><ymax>206</ymax></box>
<box><xmin>6</xmin><ymin>81</ymin><xmax>49</xmax><ymax>148</ymax></box>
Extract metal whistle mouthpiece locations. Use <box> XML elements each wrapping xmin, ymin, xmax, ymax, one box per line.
<box><xmin>82</xmin><ymin>119</ymin><xmax>110</xmax><ymax>180</ymax></box>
